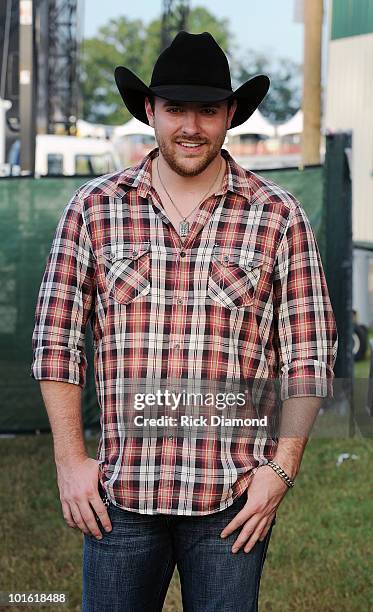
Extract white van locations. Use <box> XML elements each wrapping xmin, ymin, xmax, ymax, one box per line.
<box><xmin>7</xmin><ymin>134</ymin><xmax>122</xmax><ymax>176</ymax></box>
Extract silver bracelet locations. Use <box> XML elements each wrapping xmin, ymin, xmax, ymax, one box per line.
<box><xmin>266</xmin><ymin>460</ymin><xmax>295</xmax><ymax>488</ymax></box>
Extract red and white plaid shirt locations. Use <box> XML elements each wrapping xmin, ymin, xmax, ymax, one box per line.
<box><xmin>31</xmin><ymin>147</ymin><xmax>338</xmax><ymax>515</ymax></box>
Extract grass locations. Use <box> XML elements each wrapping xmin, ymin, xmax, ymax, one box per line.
<box><xmin>1</xmin><ymin>334</ymin><xmax>371</xmax><ymax>611</ymax></box>
<box><xmin>0</xmin><ymin>434</ymin><xmax>372</xmax><ymax>612</ymax></box>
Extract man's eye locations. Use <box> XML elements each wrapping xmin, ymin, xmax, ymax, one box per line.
<box><xmin>167</xmin><ymin>107</ymin><xmax>182</xmax><ymax>113</ymax></box>
<box><xmin>202</xmin><ymin>108</ymin><xmax>217</xmax><ymax>115</ymax></box>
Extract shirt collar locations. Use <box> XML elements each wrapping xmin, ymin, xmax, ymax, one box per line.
<box><xmin>115</xmin><ymin>146</ymin><xmax>252</xmax><ymax>202</ymax></box>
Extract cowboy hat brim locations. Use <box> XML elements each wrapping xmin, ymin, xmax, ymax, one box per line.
<box><xmin>114</xmin><ymin>66</ymin><xmax>270</xmax><ymax>130</ymax></box>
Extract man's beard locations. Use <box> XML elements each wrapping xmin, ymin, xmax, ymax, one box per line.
<box><xmin>154</xmin><ymin>129</ymin><xmax>226</xmax><ymax>177</ymax></box>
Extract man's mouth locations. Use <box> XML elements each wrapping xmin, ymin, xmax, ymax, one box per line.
<box><xmin>176</xmin><ymin>141</ymin><xmax>206</xmax><ymax>151</ymax></box>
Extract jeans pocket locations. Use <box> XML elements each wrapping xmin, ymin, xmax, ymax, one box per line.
<box><xmin>98</xmin><ymin>480</ymin><xmax>110</xmax><ymax>508</ymax></box>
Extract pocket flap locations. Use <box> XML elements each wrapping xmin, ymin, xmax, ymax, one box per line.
<box><xmin>213</xmin><ymin>245</ymin><xmax>264</xmax><ymax>270</ymax></box>
<box><xmin>244</xmin><ymin>251</ymin><xmax>265</xmax><ymax>270</ymax></box>
<box><xmin>103</xmin><ymin>242</ymin><xmax>150</xmax><ymax>263</ymax></box>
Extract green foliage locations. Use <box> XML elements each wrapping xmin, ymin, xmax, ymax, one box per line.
<box><xmin>232</xmin><ymin>49</ymin><xmax>302</xmax><ymax>124</ymax></box>
<box><xmin>81</xmin><ymin>8</ymin><xmax>232</xmax><ymax>125</ymax></box>
<box><xmin>80</xmin><ymin>7</ymin><xmax>301</xmax><ymax>126</ymax></box>
<box><xmin>81</xmin><ymin>17</ymin><xmax>147</xmax><ymax>124</ymax></box>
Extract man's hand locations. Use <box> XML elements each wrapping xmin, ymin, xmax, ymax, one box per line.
<box><xmin>220</xmin><ymin>466</ymin><xmax>288</xmax><ymax>553</ymax></box>
<box><xmin>56</xmin><ymin>457</ymin><xmax>112</xmax><ymax>539</ymax></box>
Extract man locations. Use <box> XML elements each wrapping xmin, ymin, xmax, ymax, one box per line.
<box><xmin>30</xmin><ymin>31</ymin><xmax>338</xmax><ymax>611</ymax></box>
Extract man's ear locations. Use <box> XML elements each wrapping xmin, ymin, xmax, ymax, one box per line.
<box><xmin>226</xmin><ymin>98</ymin><xmax>238</xmax><ymax>129</ymax></box>
<box><xmin>145</xmin><ymin>97</ymin><xmax>155</xmax><ymax>128</ymax></box>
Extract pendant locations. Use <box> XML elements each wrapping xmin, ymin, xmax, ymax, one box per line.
<box><xmin>179</xmin><ymin>220</ymin><xmax>189</xmax><ymax>237</ymax></box>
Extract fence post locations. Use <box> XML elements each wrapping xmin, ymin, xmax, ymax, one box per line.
<box><xmin>323</xmin><ymin>131</ymin><xmax>354</xmax><ymax>434</ymax></box>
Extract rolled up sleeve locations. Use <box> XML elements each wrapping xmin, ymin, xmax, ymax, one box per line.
<box><xmin>273</xmin><ymin>203</ymin><xmax>338</xmax><ymax>400</ymax></box>
<box><xmin>30</xmin><ymin>190</ymin><xmax>96</xmax><ymax>388</ymax></box>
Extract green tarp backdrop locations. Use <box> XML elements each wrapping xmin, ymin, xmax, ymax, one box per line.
<box><xmin>0</xmin><ymin>162</ymin><xmax>336</xmax><ymax>433</ymax></box>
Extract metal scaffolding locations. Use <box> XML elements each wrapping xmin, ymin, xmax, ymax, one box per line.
<box><xmin>1</xmin><ymin>0</ymin><xmax>83</xmax><ymax>169</ymax></box>
<box><xmin>45</xmin><ymin>0</ymin><xmax>82</xmax><ymax>134</ymax></box>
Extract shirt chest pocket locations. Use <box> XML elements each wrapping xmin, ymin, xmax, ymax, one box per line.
<box><xmin>207</xmin><ymin>247</ymin><xmax>264</xmax><ymax>309</ymax></box>
<box><xmin>102</xmin><ymin>242</ymin><xmax>151</xmax><ymax>305</ymax></box>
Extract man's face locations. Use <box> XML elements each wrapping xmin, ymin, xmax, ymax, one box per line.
<box><xmin>144</xmin><ymin>96</ymin><xmax>237</xmax><ymax>177</ymax></box>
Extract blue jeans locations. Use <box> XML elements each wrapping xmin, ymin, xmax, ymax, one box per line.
<box><xmin>82</xmin><ymin>493</ymin><xmax>275</xmax><ymax>612</ymax></box>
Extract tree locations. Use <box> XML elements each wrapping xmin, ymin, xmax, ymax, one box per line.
<box><xmin>232</xmin><ymin>50</ymin><xmax>302</xmax><ymax>125</ymax></box>
<box><xmin>81</xmin><ymin>8</ymin><xmax>232</xmax><ymax>124</ymax></box>
<box><xmin>81</xmin><ymin>17</ymin><xmax>147</xmax><ymax>124</ymax></box>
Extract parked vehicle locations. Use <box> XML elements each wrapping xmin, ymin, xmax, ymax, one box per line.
<box><xmin>7</xmin><ymin>134</ymin><xmax>122</xmax><ymax>176</ymax></box>
<box><xmin>353</xmin><ymin>323</ymin><xmax>368</xmax><ymax>362</ymax></box>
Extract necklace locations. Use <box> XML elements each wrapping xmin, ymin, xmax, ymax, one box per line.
<box><xmin>156</xmin><ymin>155</ymin><xmax>223</xmax><ymax>238</ymax></box>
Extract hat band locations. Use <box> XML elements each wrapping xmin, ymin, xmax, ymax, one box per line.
<box><xmin>149</xmin><ymin>83</ymin><xmax>234</xmax><ymax>98</ymax></box>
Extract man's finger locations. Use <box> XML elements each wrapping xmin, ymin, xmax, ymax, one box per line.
<box><xmin>90</xmin><ymin>497</ymin><xmax>112</xmax><ymax>533</ymax></box>
<box><xmin>258</xmin><ymin>523</ymin><xmax>271</xmax><ymax>542</ymax></box>
<box><xmin>230</xmin><ymin>516</ymin><xmax>260</xmax><ymax>553</ymax></box>
<box><xmin>220</xmin><ymin>505</ymin><xmax>254</xmax><ymax>539</ymax></box>
<box><xmin>258</xmin><ymin>513</ymin><xmax>276</xmax><ymax>542</ymax></box>
<box><xmin>69</xmin><ymin>501</ymin><xmax>91</xmax><ymax>536</ymax></box>
<box><xmin>241</xmin><ymin>530</ymin><xmax>262</xmax><ymax>554</ymax></box>
<box><xmin>243</xmin><ymin>516</ymin><xmax>268</xmax><ymax>553</ymax></box>
<box><xmin>78</xmin><ymin>501</ymin><xmax>106</xmax><ymax>539</ymax></box>
<box><xmin>61</xmin><ymin>500</ymin><xmax>77</xmax><ymax>529</ymax></box>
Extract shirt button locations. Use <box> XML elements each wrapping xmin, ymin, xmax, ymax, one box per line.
<box><xmin>223</xmin><ymin>255</ymin><xmax>229</xmax><ymax>263</ymax></box>
<box><xmin>174</xmin><ymin>343</ymin><xmax>180</xmax><ymax>349</ymax></box>
<box><xmin>168</xmin><ymin>435</ymin><xmax>174</xmax><ymax>441</ymax></box>
<box><xmin>177</xmin><ymin>298</ymin><xmax>183</xmax><ymax>305</ymax></box>
<box><xmin>132</xmin><ymin>250</ymin><xmax>138</xmax><ymax>257</ymax></box>
<box><xmin>180</xmin><ymin>251</ymin><xmax>186</xmax><ymax>258</ymax></box>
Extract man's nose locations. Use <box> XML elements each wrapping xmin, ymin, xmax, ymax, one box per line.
<box><xmin>181</xmin><ymin>111</ymin><xmax>201</xmax><ymax>134</ymax></box>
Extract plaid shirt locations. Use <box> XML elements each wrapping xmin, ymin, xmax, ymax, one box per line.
<box><xmin>30</xmin><ymin>147</ymin><xmax>338</xmax><ymax>515</ymax></box>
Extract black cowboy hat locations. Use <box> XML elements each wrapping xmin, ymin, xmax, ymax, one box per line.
<box><xmin>114</xmin><ymin>31</ymin><xmax>270</xmax><ymax>130</ymax></box>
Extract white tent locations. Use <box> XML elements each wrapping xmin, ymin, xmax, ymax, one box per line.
<box><xmin>277</xmin><ymin>110</ymin><xmax>303</xmax><ymax>137</ymax></box>
<box><xmin>76</xmin><ymin>119</ymin><xmax>112</xmax><ymax>139</ymax></box>
<box><xmin>112</xmin><ymin>117</ymin><xmax>155</xmax><ymax>139</ymax></box>
<box><xmin>228</xmin><ymin>110</ymin><xmax>275</xmax><ymax>138</ymax></box>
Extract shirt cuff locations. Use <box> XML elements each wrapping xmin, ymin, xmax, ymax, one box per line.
<box><xmin>280</xmin><ymin>359</ymin><xmax>335</xmax><ymax>401</ymax></box>
<box><xmin>30</xmin><ymin>346</ymin><xmax>87</xmax><ymax>388</ymax></box>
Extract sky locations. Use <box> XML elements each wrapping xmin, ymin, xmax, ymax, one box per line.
<box><xmin>83</xmin><ymin>0</ymin><xmax>331</xmax><ymax>75</ymax></box>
